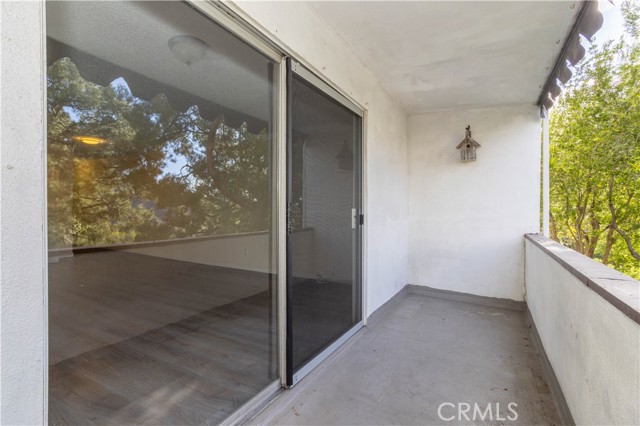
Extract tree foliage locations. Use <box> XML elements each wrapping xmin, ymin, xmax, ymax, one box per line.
<box><xmin>550</xmin><ymin>1</ymin><xmax>640</xmax><ymax>279</ymax></box>
<box><xmin>48</xmin><ymin>58</ymin><xmax>271</xmax><ymax>248</ymax></box>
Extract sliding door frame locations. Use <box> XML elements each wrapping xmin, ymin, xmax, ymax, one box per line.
<box><xmin>285</xmin><ymin>58</ymin><xmax>365</xmax><ymax>387</ymax></box>
<box><xmin>38</xmin><ymin>1</ymin><xmax>367</xmax><ymax>422</ymax></box>
<box><xmin>31</xmin><ymin>0</ymin><xmax>370</xmax><ymax>424</ymax></box>
<box><xmin>192</xmin><ymin>0</ymin><xmax>368</xmax><ymax>393</ymax></box>
<box><xmin>185</xmin><ymin>1</ymin><xmax>290</xmax><ymax>419</ymax></box>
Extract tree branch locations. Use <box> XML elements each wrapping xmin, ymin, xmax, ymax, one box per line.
<box><xmin>206</xmin><ymin>115</ymin><xmax>224</xmax><ymax>176</ymax></box>
<box><xmin>608</xmin><ymin>177</ymin><xmax>640</xmax><ymax>261</ymax></box>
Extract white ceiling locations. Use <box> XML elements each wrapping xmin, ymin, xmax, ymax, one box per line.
<box><xmin>309</xmin><ymin>1</ymin><xmax>581</xmax><ymax>113</ymax></box>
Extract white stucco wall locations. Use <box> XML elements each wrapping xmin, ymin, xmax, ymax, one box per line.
<box><xmin>0</xmin><ymin>1</ymin><xmax>47</xmax><ymax>424</ymax></box>
<box><xmin>408</xmin><ymin>105</ymin><xmax>541</xmax><ymax>301</ymax></box>
<box><xmin>228</xmin><ymin>1</ymin><xmax>410</xmax><ymax>315</ymax></box>
<box><xmin>525</xmin><ymin>239</ymin><xmax>640</xmax><ymax>425</ymax></box>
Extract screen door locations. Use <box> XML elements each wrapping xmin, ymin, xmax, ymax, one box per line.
<box><xmin>286</xmin><ymin>59</ymin><xmax>363</xmax><ymax>386</ymax></box>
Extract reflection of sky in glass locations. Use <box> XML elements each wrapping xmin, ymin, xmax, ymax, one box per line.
<box><xmin>162</xmin><ymin>145</ymin><xmax>191</xmax><ymax>181</ymax></box>
<box><xmin>112</xmin><ymin>77</ymin><xmax>130</xmax><ymax>93</ymax></box>
<box><xmin>62</xmin><ymin>106</ymin><xmax>80</xmax><ymax>122</ymax></box>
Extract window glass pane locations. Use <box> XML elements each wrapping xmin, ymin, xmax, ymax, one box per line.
<box><xmin>47</xmin><ymin>2</ymin><xmax>278</xmax><ymax>424</ymax></box>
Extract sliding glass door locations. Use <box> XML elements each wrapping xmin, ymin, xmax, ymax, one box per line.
<box><xmin>46</xmin><ymin>2</ymin><xmax>364</xmax><ymax>420</ymax></box>
<box><xmin>286</xmin><ymin>60</ymin><xmax>363</xmax><ymax>386</ymax></box>
<box><xmin>46</xmin><ymin>2</ymin><xmax>280</xmax><ymax>424</ymax></box>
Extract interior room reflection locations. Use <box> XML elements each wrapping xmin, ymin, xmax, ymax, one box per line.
<box><xmin>47</xmin><ymin>2</ymin><xmax>277</xmax><ymax>424</ymax></box>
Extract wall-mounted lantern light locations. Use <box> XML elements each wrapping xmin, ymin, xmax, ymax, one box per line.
<box><xmin>456</xmin><ymin>125</ymin><xmax>481</xmax><ymax>162</ymax></box>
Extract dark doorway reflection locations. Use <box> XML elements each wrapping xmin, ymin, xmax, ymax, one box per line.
<box><xmin>288</xmin><ymin>70</ymin><xmax>363</xmax><ymax>377</ymax></box>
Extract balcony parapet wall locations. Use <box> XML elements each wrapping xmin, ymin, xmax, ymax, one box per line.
<box><xmin>525</xmin><ymin>233</ymin><xmax>639</xmax><ymax>324</ymax></box>
<box><xmin>525</xmin><ymin>233</ymin><xmax>639</xmax><ymax>425</ymax></box>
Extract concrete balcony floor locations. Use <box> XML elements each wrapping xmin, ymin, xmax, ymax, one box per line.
<box><xmin>252</xmin><ymin>291</ymin><xmax>562</xmax><ymax>425</ymax></box>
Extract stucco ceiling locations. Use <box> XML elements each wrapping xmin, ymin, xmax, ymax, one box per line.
<box><xmin>309</xmin><ymin>1</ymin><xmax>582</xmax><ymax>113</ymax></box>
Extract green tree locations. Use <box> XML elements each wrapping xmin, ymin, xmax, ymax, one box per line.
<box><xmin>550</xmin><ymin>1</ymin><xmax>640</xmax><ymax>279</ymax></box>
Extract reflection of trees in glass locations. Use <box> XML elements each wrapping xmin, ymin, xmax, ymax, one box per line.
<box><xmin>48</xmin><ymin>58</ymin><xmax>270</xmax><ymax>249</ymax></box>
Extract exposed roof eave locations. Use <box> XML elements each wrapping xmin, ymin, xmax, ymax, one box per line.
<box><xmin>537</xmin><ymin>0</ymin><xmax>604</xmax><ymax>111</ymax></box>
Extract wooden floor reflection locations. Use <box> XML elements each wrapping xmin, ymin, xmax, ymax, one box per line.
<box><xmin>49</xmin><ymin>251</ymin><xmax>275</xmax><ymax>426</ymax></box>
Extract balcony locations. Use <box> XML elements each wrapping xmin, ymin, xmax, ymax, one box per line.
<box><xmin>240</xmin><ymin>234</ymin><xmax>638</xmax><ymax>425</ymax></box>
<box><xmin>252</xmin><ymin>288</ymin><xmax>560</xmax><ymax>425</ymax></box>
<box><xmin>1</xmin><ymin>1</ymin><xmax>639</xmax><ymax>425</ymax></box>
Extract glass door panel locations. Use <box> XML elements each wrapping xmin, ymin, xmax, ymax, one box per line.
<box><xmin>287</xmin><ymin>60</ymin><xmax>363</xmax><ymax>386</ymax></box>
<box><xmin>46</xmin><ymin>2</ymin><xmax>279</xmax><ymax>424</ymax></box>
